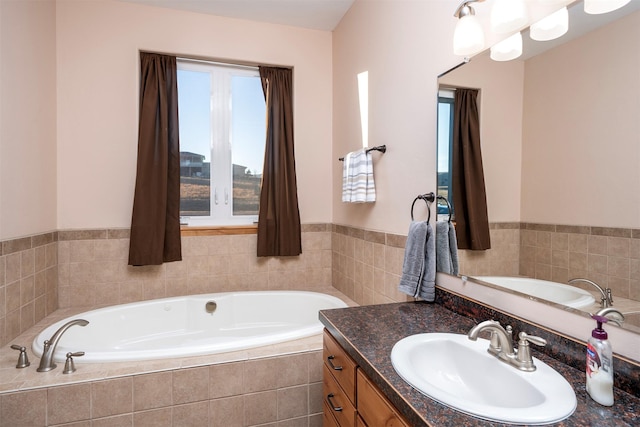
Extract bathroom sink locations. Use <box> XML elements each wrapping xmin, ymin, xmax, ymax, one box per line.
<box><xmin>391</xmin><ymin>333</ymin><xmax>576</xmax><ymax>425</ymax></box>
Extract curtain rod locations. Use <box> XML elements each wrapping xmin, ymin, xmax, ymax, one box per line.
<box><xmin>177</xmin><ymin>57</ymin><xmax>259</xmax><ymax>71</ymax></box>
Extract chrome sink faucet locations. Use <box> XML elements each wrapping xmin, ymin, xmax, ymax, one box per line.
<box><xmin>568</xmin><ymin>278</ymin><xmax>613</xmax><ymax>308</ymax></box>
<box><xmin>37</xmin><ymin>319</ymin><xmax>89</xmax><ymax>372</ymax></box>
<box><xmin>468</xmin><ymin>320</ymin><xmax>547</xmax><ymax>372</ymax></box>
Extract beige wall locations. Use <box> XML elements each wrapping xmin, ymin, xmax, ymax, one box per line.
<box><xmin>0</xmin><ymin>0</ymin><xmax>57</xmax><ymax>240</ymax></box>
<box><xmin>438</xmin><ymin>54</ymin><xmax>524</xmax><ymax>223</ymax></box>
<box><xmin>522</xmin><ymin>10</ymin><xmax>640</xmax><ymax>228</ymax></box>
<box><xmin>55</xmin><ymin>0</ymin><xmax>333</xmax><ymax>230</ymax></box>
<box><xmin>332</xmin><ymin>0</ymin><xmax>457</xmax><ymax>236</ymax></box>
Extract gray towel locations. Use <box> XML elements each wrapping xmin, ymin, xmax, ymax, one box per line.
<box><xmin>436</xmin><ymin>221</ymin><xmax>459</xmax><ymax>276</ymax></box>
<box><xmin>398</xmin><ymin>221</ymin><xmax>436</xmax><ymax>301</ymax></box>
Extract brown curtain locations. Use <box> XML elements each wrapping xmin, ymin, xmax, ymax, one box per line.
<box><xmin>451</xmin><ymin>89</ymin><xmax>491</xmax><ymax>250</ymax></box>
<box><xmin>257</xmin><ymin>66</ymin><xmax>302</xmax><ymax>257</ymax></box>
<box><xmin>128</xmin><ymin>52</ymin><xmax>182</xmax><ymax>265</ymax></box>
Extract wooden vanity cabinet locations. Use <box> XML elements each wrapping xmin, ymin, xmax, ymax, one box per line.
<box><xmin>322</xmin><ymin>330</ymin><xmax>409</xmax><ymax>427</ymax></box>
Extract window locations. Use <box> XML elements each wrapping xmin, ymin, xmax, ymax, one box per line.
<box><xmin>437</xmin><ymin>89</ymin><xmax>455</xmax><ymax>219</ymax></box>
<box><xmin>177</xmin><ymin>59</ymin><xmax>266</xmax><ymax>226</ymax></box>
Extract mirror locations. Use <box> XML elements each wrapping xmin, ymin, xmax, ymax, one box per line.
<box><xmin>437</xmin><ymin>0</ymin><xmax>640</xmax><ymax>334</ymax></box>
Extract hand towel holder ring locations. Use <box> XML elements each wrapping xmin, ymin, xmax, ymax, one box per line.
<box><xmin>411</xmin><ymin>192</ymin><xmax>435</xmax><ymax>222</ymax></box>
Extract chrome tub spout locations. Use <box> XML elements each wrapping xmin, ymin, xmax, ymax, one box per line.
<box><xmin>37</xmin><ymin>319</ymin><xmax>89</xmax><ymax>372</ymax></box>
<box><xmin>568</xmin><ymin>278</ymin><xmax>613</xmax><ymax>308</ymax></box>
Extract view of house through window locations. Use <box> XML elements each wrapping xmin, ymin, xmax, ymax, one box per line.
<box><xmin>177</xmin><ymin>59</ymin><xmax>266</xmax><ymax>225</ymax></box>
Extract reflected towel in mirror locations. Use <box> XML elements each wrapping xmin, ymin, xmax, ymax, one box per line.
<box><xmin>399</xmin><ymin>221</ymin><xmax>436</xmax><ymax>301</ymax></box>
<box><xmin>436</xmin><ymin>221</ymin><xmax>459</xmax><ymax>275</ymax></box>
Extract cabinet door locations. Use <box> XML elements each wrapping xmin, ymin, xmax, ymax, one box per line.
<box><xmin>323</xmin><ymin>330</ymin><xmax>357</xmax><ymax>405</ymax></box>
<box><xmin>323</xmin><ymin>364</ymin><xmax>356</xmax><ymax>427</ymax></box>
<box><xmin>357</xmin><ymin>370</ymin><xmax>409</xmax><ymax>427</ymax></box>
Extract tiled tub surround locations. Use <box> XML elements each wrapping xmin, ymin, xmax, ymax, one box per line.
<box><xmin>0</xmin><ymin>288</ymin><xmax>356</xmax><ymax>426</ymax></box>
<box><xmin>321</xmin><ymin>292</ymin><xmax>640</xmax><ymax>426</ymax></box>
<box><xmin>57</xmin><ymin>224</ymin><xmax>332</xmax><ymax>308</ymax></box>
<box><xmin>435</xmin><ymin>222</ymin><xmax>640</xmax><ymax>302</ymax></box>
<box><xmin>331</xmin><ymin>224</ymin><xmax>412</xmax><ymax>306</ymax></box>
<box><xmin>0</xmin><ymin>232</ymin><xmax>58</xmax><ymax>348</ymax></box>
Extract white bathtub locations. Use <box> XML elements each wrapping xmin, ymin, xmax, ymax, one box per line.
<box><xmin>475</xmin><ymin>276</ymin><xmax>596</xmax><ymax>309</ymax></box>
<box><xmin>32</xmin><ymin>290</ymin><xmax>347</xmax><ymax>363</ymax></box>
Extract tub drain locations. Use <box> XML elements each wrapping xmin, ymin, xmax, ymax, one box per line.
<box><xmin>205</xmin><ymin>301</ymin><xmax>217</xmax><ymax>314</ymax></box>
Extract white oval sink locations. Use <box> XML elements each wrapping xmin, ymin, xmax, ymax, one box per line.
<box><xmin>391</xmin><ymin>333</ymin><xmax>576</xmax><ymax>425</ymax></box>
<box><xmin>476</xmin><ymin>276</ymin><xmax>595</xmax><ymax>308</ymax></box>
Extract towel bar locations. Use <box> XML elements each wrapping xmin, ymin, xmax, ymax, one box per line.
<box><xmin>338</xmin><ymin>145</ymin><xmax>386</xmax><ymax>161</ymax></box>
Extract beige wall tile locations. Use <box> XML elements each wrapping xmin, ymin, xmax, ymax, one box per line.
<box><xmin>276</xmin><ymin>354</ymin><xmax>309</xmax><ymax>388</ymax></box>
<box><xmin>172</xmin><ymin>401</ymin><xmax>210</xmax><ymax>427</ymax></box>
<box><xmin>308</xmin><ymin>382</ymin><xmax>323</xmax><ymax>414</ymax></box>
<box><xmin>47</xmin><ymin>383</ymin><xmax>91</xmax><ymax>425</ymax></box>
<box><xmin>133</xmin><ymin>408</ymin><xmax>173</xmax><ymax>427</ymax></box>
<box><xmin>5</xmin><ymin>254</ymin><xmax>21</xmax><ymax>284</ymax></box>
<box><xmin>91</xmin><ymin>414</ymin><xmax>133</xmax><ymax>427</ymax></box>
<box><xmin>244</xmin><ymin>390</ymin><xmax>277</xmax><ymax>425</ymax></box>
<box><xmin>277</xmin><ymin>385</ymin><xmax>308</xmax><ymax>420</ymax></box>
<box><xmin>173</xmin><ymin>366</ymin><xmax>209</xmax><ymax>405</ymax></box>
<box><xmin>244</xmin><ymin>357</ymin><xmax>279</xmax><ymax>393</ymax></box>
<box><xmin>91</xmin><ymin>377</ymin><xmax>133</xmax><ymax>419</ymax></box>
<box><xmin>209</xmin><ymin>396</ymin><xmax>244</xmax><ymax>427</ymax></box>
<box><xmin>209</xmin><ymin>362</ymin><xmax>244</xmax><ymax>399</ymax></box>
<box><xmin>134</xmin><ymin>371</ymin><xmax>173</xmax><ymax>411</ymax></box>
<box><xmin>1</xmin><ymin>389</ymin><xmax>47</xmax><ymax>426</ymax></box>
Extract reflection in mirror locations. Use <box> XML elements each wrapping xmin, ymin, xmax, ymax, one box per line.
<box><xmin>437</xmin><ymin>0</ymin><xmax>640</xmax><ymax>334</ymax></box>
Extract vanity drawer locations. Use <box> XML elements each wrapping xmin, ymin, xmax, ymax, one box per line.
<box><xmin>323</xmin><ymin>401</ymin><xmax>341</xmax><ymax>427</ymax></box>
<box><xmin>323</xmin><ymin>330</ymin><xmax>357</xmax><ymax>404</ymax></box>
<box><xmin>357</xmin><ymin>369</ymin><xmax>409</xmax><ymax>427</ymax></box>
<box><xmin>323</xmin><ymin>364</ymin><xmax>356</xmax><ymax>427</ymax></box>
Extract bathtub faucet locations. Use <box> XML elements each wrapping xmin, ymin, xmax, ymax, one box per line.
<box><xmin>37</xmin><ymin>319</ymin><xmax>89</xmax><ymax>372</ymax></box>
<box><xmin>568</xmin><ymin>278</ymin><xmax>613</xmax><ymax>308</ymax></box>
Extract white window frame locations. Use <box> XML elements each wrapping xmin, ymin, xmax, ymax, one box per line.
<box><xmin>178</xmin><ymin>59</ymin><xmax>264</xmax><ymax>227</ymax></box>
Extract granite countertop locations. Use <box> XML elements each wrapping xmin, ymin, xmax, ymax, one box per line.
<box><xmin>320</xmin><ymin>301</ymin><xmax>640</xmax><ymax>427</ymax></box>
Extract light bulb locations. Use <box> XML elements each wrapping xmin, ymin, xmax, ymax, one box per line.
<box><xmin>454</xmin><ymin>13</ymin><xmax>485</xmax><ymax>56</ymax></box>
<box><xmin>490</xmin><ymin>32</ymin><xmax>523</xmax><ymax>61</ymax></box>
<box><xmin>530</xmin><ymin>7</ymin><xmax>569</xmax><ymax>41</ymax></box>
<box><xmin>584</xmin><ymin>0</ymin><xmax>631</xmax><ymax>14</ymax></box>
<box><xmin>491</xmin><ymin>0</ymin><xmax>528</xmax><ymax>34</ymax></box>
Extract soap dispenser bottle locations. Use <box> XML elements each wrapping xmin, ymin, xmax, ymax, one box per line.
<box><xmin>586</xmin><ymin>315</ymin><xmax>614</xmax><ymax>406</ymax></box>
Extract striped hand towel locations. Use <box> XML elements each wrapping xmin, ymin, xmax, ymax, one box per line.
<box><xmin>341</xmin><ymin>148</ymin><xmax>376</xmax><ymax>203</ymax></box>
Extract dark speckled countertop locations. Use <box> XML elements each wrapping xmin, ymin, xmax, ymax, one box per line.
<box><xmin>320</xmin><ymin>301</ymin><xmax>640</xmax><ymax>427</ymax></box>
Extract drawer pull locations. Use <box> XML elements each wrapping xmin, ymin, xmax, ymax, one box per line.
<box><xmin>327</xmin><ymin>355</ymin><xmax>343</xmax><ymax>371</ymax></box>
<box><xmin>327</xmin><ymin>393</ymin><xmax>343</xmax><ymax>412</ymax></box>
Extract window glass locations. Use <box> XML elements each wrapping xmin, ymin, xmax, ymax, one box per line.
<box><xmin>437</xmin><ymin>92</ymin><xmax>455</xmax><ymax>218</ymax></box>
<box><xmin>177</xmin><ymin>60</ymin><xmax>266</xmax><ymax>225</ymax></box>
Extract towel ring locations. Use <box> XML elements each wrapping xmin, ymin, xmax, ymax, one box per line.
<box><xmin>411</xmin><ymin>192</ymin><xmax>435</xmax><ymax>222</ymax></box>
<box><xmin>437</xmin><ymin>195</ymin><xmax>453</xmax><ymax>223</ymax></box>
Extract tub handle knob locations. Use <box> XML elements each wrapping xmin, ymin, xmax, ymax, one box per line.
<box><xmin>63</xmin><ymin>351</ymin><xmax>85</xmax><ymax>374</ymax></box>
<box><xmin>10</xmin><ymin>345</ymin><xmax>30</xmax><ymax>369</ymax></box>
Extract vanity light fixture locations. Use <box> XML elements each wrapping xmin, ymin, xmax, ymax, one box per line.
<box><xmin>584</xmin><ymin>0</ymin><xmax>631</xmax><ymax>15</ymax></box>
<box><xmin>490</xmin><ymin>32</ymin><xmax>523</xmax><ymax>61</ymax></box>
<box><xmin>490</xmin><ymin>0</ymin><xmax>528</xmax><ymax>34</ymax></box>
<box><xmin>530</xmin><ymin>6</ymin><xmax>569</xmax><ymax>41</ymax></box>
<box><xmin>453</xmin><ymin>0</ymin><xmax>486</xmax><ymax>56</ymax></box>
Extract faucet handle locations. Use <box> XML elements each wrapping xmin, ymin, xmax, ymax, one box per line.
<box><xmin>515</xmin><ymin>332</ymin><xmax>546</xmax><ymax>372</ymax></box>
<box><xmin>63</xmin><ymin>352</ymin><xmax>85</xmax><ymax>374</ymax></box>
<box><xmin>10</xmin><ymin>345</ymin><xmax>30</xmax><ymax>369</ymax></box>
<box><xmin>518</xmin><ymin>332</ymin><xmax>546</xmax><ymax>347</ymax></box>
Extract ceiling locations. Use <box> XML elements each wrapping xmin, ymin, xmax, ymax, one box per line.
<box><xmin>118</xmin><ymin>0</ymin><xmax>355</xmax><ymax>31</ymax></box>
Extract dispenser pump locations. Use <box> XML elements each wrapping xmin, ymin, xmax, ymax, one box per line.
<box><xmin>591</xmin><ymin>315</ymin><xmax>608</xmax><ymax>340</ymax></box>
